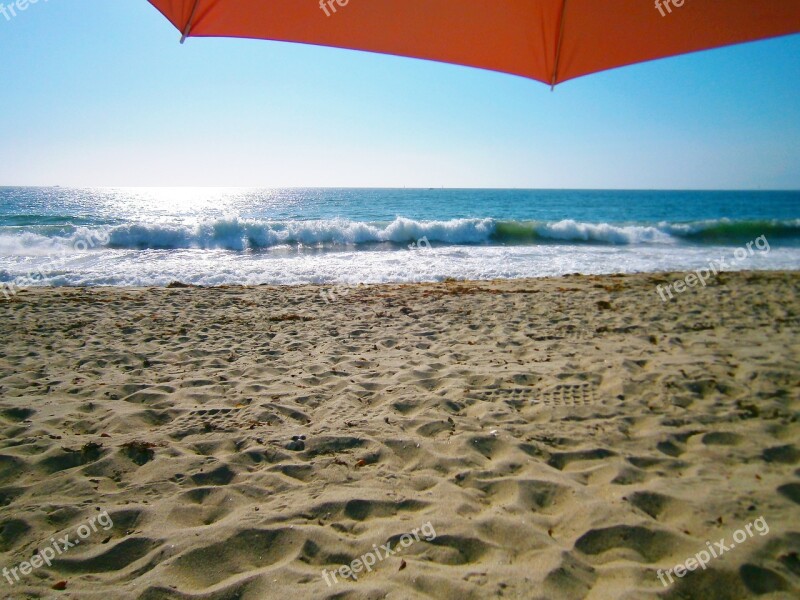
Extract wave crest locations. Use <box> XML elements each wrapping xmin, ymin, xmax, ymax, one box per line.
<box><xmin>0</xmin><ymin>217</ymin><xmax>797</xmax><ymax>253</ymax></box>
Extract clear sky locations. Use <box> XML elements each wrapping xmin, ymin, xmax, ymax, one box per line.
<box><xmin>0</xmin><ymin>0</ymin><xmax>798</xmax><ymax>189</ymax></box>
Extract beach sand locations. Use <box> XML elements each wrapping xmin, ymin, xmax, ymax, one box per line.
<box><xmin>0</xmin><ymin>272</ymin><xmax>798</xmax><ymax>599</ymax></box>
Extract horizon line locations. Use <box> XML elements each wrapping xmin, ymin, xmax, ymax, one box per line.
<box><xmin>1</xmin><ymin>186</ymin><xmax>798</xmax><ymax>193</ymax></box>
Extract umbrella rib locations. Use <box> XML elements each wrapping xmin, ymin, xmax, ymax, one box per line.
<box><xmin>551</xmin><ymin>0</ymin><xmax>568</xmax><ymax>90</ymax></box>
<box><xmin>180</xmin><ymin>0</ymin><xmax>203</xmax><ymax>44</ymax></box>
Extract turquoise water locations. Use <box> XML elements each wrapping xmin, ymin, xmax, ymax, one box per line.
<box><xmin>0</xmin><ymin>187</ymin><xmax>798</xmax><ymax>286</ymax></box>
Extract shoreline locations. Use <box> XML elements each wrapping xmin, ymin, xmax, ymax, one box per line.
<box><xmin>4</xmin><ymin>267</ymin><xmax>799</xmax><ymax>290</ymax></box>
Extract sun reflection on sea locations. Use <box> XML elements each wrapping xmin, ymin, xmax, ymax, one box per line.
<box><xmin>96</xmin><ymin>187</ymin><xmax>291</xmax><ymax>224</ymax></box>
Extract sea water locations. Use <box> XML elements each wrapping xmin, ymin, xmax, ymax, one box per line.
<box><xmin>0</xmin><ymin>187</ymin><xmax>798</xmax><ymax>287</ymax></box>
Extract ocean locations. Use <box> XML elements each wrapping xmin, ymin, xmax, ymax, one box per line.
<box><xmin>1</xmin><ymin>187</ymin><xmax>798</xmax><ymax>288</ymax></box>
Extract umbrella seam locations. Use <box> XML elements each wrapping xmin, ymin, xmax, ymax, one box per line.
<box><xmin>180</xmin><ymin>0</ymin><xmax>202</xmax><ymax>44</ymax></box>
<box><xmin>551</xmin><ymin>0</ymin><xmax>568</xmax><ymax>90</ymax></box>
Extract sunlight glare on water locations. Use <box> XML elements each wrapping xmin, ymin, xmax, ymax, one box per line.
<box><xmin>104</xmin><ymin>188</ymin><xmax>267</xmax><ymax>223</ymax></box>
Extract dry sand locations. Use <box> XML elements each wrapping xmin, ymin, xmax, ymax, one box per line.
<box><xmin>0</xmin><ymin>272</ymin><xmax>798</xmax><ymax>600</ymax></box>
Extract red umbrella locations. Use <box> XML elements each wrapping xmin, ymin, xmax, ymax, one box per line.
<box><xmin>147</xmin><ymin>1</ymin><xmax>800</xmax><ymax>86</ymax></box>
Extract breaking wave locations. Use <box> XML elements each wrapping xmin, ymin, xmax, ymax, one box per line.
<box><xmin>0</xmin><ymin>217</ymin><xmax>798</xmax><ymax>253</ymax></box>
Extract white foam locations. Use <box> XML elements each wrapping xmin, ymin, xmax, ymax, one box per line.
<box><xmin>1</xmin><ymin>244</ymin><xmax>797</xmax><ymax>288</ymax></box>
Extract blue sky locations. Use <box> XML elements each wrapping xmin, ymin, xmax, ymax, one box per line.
<box><xmin>0</xmin><ymin>0</ymin><xmax>798</xmax><ymax>189</ymax></box>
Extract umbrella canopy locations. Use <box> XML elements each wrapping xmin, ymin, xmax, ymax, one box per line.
<box><xmin>147</xmin><ymin>0</ymin><xmax>800</xmax><ymax>86</ymax></box>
